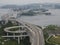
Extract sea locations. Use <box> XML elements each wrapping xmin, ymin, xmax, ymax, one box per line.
<box><xmin>0</xmin><ymin>9</ymin><xmax>60</xmax><ymax>27</ymax></box>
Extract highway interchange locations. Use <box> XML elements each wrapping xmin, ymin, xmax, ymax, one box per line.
<box><xmin>16</xmin><ymin>19</ymin><xmax>45</xmax><ymax>45</ymax></box>
<box><xmin>2</xmin><ymin>19</ymin><xmax>45</xmax><ymax>45</ymax></box>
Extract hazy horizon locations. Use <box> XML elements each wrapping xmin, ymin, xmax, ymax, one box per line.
<box><xmin>0</xmin><ymin>0</ymin><xmax>60</xmax><ymax>6</ymax></box>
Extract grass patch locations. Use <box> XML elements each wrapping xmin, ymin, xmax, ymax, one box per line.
<box><xmin>48</xmin><ymin>35</ymin><xmax>60</xmax><ymax>45</ymax></box>
<box><xmin>4</xmin><ymin>39</ymin><xmax>18</xmax><ymax>45</ymax></box>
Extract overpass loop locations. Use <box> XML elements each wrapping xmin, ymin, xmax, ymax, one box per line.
<box><xmin>2</xmin><ymin>19</ymin><xmax>45</xmax><ymax>45</ymax></box>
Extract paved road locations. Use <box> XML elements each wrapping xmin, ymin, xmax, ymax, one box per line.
<box><xmin>2</xmin><ymin>19</ymin><xmax>45</xmax><ymax>45</ymax></box>
<box><xmin>4</xmin><ymin>26</ymin><xmax>27</xmax><ymax>33</ymax></box>
<box><xmin>16</xmin><ymin>19</ymin><xmax>45</xmax><ymax>45</ymax></box>
<box><xmin>2</xmin><ymin>35</ymin><xmax>28</xmax><ymax>37</ymax></box>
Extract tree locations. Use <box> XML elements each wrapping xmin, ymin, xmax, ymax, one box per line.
<box><xmin>44</xmin><ymin>25</ymin><xmax>59</xmax><ymax>35</ymax></box>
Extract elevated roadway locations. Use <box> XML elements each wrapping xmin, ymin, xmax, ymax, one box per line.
<box><xmin>2</xmin><ymin>19</ymin><xmax>45</xmax><ymax>45</ymax></box>
<box><xmin>16</xmin><ymin>19</ymin><xmax>45</xmax><ymax>45</ymax></box>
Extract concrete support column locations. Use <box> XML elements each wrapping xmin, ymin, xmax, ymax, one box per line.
<box><xmin>18</xmin><ymin>37</ymin><xmax>20</xmax><ymax>44</ymax></box>
<box><xmin>19</xmin><ymin>27</ymin><xmax>23</xmax><ymax>40</ymax></box>
<box><xmin>21</xmin><ymin>35</ymin><xmax>22</xmax><ymax>40</ymax></box>
<box><xmin>21</xmin><ymin>27</ymin><xmax>23</xmax><ymax>40</ymax></box>
<box><xmin>21</xmin><ymin>27</ymin><xmax>23</xmax><ymax>30</ymax></box>
<box><xmin>7</xmin><ymin>33</ymin><xmax>8</xmax><ymax>36</ymax></box>
<box><xmin>13</xmin><ymin>33</ymin><xmax>15</xmax><ymax>39</ymax></box>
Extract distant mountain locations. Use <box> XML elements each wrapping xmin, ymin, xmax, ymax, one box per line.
<box><xmin>41</xmin><ymin>3</ymin><xmax>60</xmax><ymax>9</ymax></box>
<box><xmin>1</xmin><ymin>5</ymin><xmax>20</xmax><ymax>9</ymax></box>
<box><xmin>1</xmin><ymin>3</ymin><xmax>60</xmax><ymax>9</ymax></box>
<box><xmin>1</xmin><ymin>3</ymin><xmax>41</xmax><ymax>9</ymax></box>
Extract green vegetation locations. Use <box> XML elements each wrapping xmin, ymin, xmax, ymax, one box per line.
<box><xmin>48</xmin><ymin>35</ymin><xmax>60</xmax><ymax>45</ymax></box>
<box><xmin>9</xmin><ymin>28</ymin><xmax>19</xmax><ymax>31</ymax></box>
<box><xmin>0</xmin><ymin>20</ymin><xmax>31</xmax><ymax>45</ymax></box>
<box><xmin>21</xmin><ymin>11</ymin><xmax>36</xmax><ymax>16</ymax></box>
<box><xmin>21</xmin><ymin>36</ymin><xmax>31</xmax><ymax>45</ymax></box>
<box><xmin>4</xmin><ymin>21</ymin><xmax>18</xmax><ymax>27</ymax></box>
<box><xmin>44</xmin><ymin>25</ymin><xmax>58</xmax><ymax>30</ymax></box>
<box><xmin>0</xmin><ymin>38</ymin><xmax>18</xmax><ymax>45</ymax></box>
<box><xmin>44</xmin><ymin>25</ymin><xmax>60</xmax><ymax>35</ymax></box>
<box><xmin>0</xmin><ymin>36</ymin><xmax>31</xmax><ymax>45</ymax></box>
<box><xmin>43</xmin><ymin>25</ymin><xmax>60</xmax><ymax>45</ymax></box>
<box><xmin>0</xmin><ymin>21</ymin><xmax>19</xmax><ymax>45</ymax></box>
<box><xmin>0</xmin><ymin>21</ymin><xmax>18</xmax><ymax>35</ymax></box>
<box><xmin>5</xmin><ymin>39</ymin><xmax>18</xmax><ymax>45</ymax></box>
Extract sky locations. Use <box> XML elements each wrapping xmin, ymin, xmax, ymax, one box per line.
<box><xmin>0</xmin><ymin>0</ymin><xmax>60</xmax><ymax>5</ymax></box>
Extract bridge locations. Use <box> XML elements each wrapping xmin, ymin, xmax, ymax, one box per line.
<box><xmin>2</xmin><ymin>19</ymin><xmax>45</xmax><ymax>45</ymax></box>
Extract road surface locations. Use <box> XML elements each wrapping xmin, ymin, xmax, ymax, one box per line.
<box><xmin>16</xmin><ymin>19</ymin><xmax>45</xmax><ymax>45</ymax></box>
